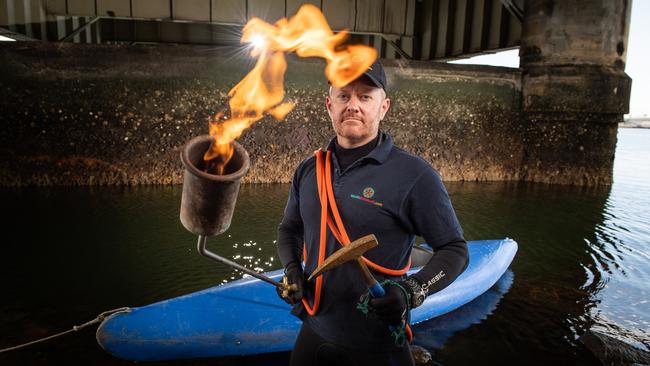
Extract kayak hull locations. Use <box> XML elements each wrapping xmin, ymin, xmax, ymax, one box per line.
<box><xmin>96</xmin><ymin>239</ymin><xmax>517</xmax><ymax>361</ymax></box>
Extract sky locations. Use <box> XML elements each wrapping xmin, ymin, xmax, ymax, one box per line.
<box><xmin>450</xmin><ymin>1</ymin><xmax>649</xmax><ymax>118</ymax></box>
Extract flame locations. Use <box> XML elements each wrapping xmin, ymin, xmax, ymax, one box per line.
<box><xmin>204</xmin><ymin>4</ymin><xmax>377</xmax><ymax>173</ymax></box>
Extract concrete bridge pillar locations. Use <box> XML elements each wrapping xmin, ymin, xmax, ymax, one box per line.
<box><xmin>519</xmin><ymin>0</ymin><xmax>632</xmax><ymax>185</ymax></box>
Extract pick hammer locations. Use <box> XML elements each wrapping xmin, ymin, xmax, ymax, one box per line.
<box><xmin>308</xmin><ymin>234</ymin><xmax>386</xmax><ymax>297</ymax></box>
<box><xmin>307</xmin><ymin>234</ymin><xmax>412</xmax><ymax>342</ymax></box>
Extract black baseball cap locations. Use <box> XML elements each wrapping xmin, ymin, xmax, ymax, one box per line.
<box><xmin>328</xmin><ymin>58</ymin><xmax>388</xmax><ymax>93</ymax></box>
<box><xmin>361</xmin><ymin>58</ymin><xmax>387</xmax><ymax>92</ymax></box>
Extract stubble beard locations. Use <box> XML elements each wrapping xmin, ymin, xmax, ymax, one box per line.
<box><xmin>334</xmin><ymin>118</ymin><xmax>378</xmax><ymax>147</ymax></box>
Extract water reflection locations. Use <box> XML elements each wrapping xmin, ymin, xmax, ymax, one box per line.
<box><xmin>440</xmin><ymin>181</ymin><xmax>613</xmax><ymax>365</ymax></box>
<box><xmin>413</xmin><ymin>270</ymin><xmax>515</xmax><ymax>350</ymax></box>
<box><xmin>585</xmin><ymin>128</ymin><xmax>650</xmax><ymax>350</ymax></box>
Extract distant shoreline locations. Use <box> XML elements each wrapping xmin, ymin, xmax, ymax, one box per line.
<box><xmin>619</xmin><ymin>124</ymin><xmax>650</xmax><ymax>129</ymax></box>
<box><xmin>620</xmin><ymin>120</ymin><xmax>650</xmax><ymax>129</ymax></box>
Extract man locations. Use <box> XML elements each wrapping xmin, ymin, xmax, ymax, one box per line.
<box><xmin>276</xmin><ymin>59</ymin><xmax>469</xmax><ymax>366</ymax></box>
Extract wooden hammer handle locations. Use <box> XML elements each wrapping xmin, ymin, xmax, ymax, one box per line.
<box><xmin>356</xmin><ymin>259</ymin><xmax>386</xmax><ymax>297</ymax></box>
<box><xmin>356</xmin><ymin>258</ymin><xmax>377</xmax><ymax>287</ymax></box>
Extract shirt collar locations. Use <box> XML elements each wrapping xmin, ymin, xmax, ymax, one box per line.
<box><xmin>325</xmin><ymin>131</ymin><xmax>393</xmax><ymax>164</ymax></box>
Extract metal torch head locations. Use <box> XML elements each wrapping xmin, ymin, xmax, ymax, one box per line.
<box><xmin>179</xmin><ymin>135</ymin><xmax>250</xmax><ymax>236</ymax></box>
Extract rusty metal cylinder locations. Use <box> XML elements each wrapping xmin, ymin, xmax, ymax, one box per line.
<box><xmin>179</xmin><ymin>135</ymin><xmax>250</xmax><ymax>236</ymax></box>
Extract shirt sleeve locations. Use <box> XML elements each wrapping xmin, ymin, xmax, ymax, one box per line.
<box><xmin>276</xmin><ymin>165</ymin><xmax>305</xmax><ymax>268</ymax></box>
<box><xmin>403</xmin><ymin>166</ymin><xmax>463</xmax><ymax>248</ymax></box>
<box><xmin>403</xmin><ymin>166</ymin><xmax>469</xmax><ymax>296</ymax></box>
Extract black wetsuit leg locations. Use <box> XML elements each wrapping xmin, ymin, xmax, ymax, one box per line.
<box><xmin>290</xmin><ymin>322</ymin><xmax>356</xmax><ymax>366</ymax></box>
<box><xmin>290</xmin><ymin>322</ymin><xmax>415</xmax><ymax>366</ymax></box>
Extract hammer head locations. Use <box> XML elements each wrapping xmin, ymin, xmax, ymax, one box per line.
<box><xmin>307</xmin><ymin>234</ymin><xmax>378</xmax><ymax>281</ymax></box>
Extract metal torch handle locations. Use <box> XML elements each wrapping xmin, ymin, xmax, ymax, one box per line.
<box><xmin>196</xmin><ymin>235</ymin><xmax>286</xmax><ymax>289</ymax></box>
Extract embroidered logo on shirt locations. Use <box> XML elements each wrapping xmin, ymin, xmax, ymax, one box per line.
<box><xmin>362</xmin><ymin>187</ymin><xmax>375</xmax><ymax>198</ymax></box>
<box><xmin>351</xmin><ymin>187</ymin><xmax>383</xmax><ymax>207</ymax></box>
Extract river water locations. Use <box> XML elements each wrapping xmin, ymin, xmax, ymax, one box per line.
<box><xmin>1</xmin><ymin>128</ymin><xmax>648</xmax><ymax>365</ymax></box>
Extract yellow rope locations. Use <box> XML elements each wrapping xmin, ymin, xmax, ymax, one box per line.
<box><xmin>0</xmin><ymin>307</ymin><xmax>131</xmax><ymax>353</ymax></box>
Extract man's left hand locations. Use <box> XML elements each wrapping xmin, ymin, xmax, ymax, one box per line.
<box><xmin>368</xmin><ymin>283</ymin><xmax>408</xmax><ymax>324</ymax></box>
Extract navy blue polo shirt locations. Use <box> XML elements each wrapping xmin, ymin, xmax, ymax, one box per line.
<box><xmin>281</xmin><ymin>131</ymin><xmax>463</xmax><ymax>349</ymax></box>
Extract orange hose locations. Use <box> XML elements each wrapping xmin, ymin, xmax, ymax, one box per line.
<box><xmin>303</xmin><ymin>149</ymin><xmax>414</xmax><ymax>342</ymax></box>
<box><xmin>405</xmin><ymin>322</ymin><xmax>413</xmax><ymax>343</ymax></box>
<box><xmin>303</xmin><ymin>150</ymin><xmax>412</xmax><ymax>316</ymax></box>
<box><xmin>301</xmin><ymin>150</ymin><xmax>327</xmax><ymax>315</ymax></box>
<box><xmin>323</xmin><ymin>150</ymin><xmax>411</xmax><ymax>275</ymax></box>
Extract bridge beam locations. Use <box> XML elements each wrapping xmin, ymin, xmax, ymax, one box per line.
<box><xmin>519</xmin><ymin>0</ymin><xmax>632</xmax><ymax>185</ymax></box>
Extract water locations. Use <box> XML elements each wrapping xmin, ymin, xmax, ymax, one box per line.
<box><xmin>1</xmin><ymin>128</ymin><xmax>649</xmax><ymax>365</ymax></box>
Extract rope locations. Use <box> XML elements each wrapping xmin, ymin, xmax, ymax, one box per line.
<box><xmin>356</xmin><ymin>280</ymin><xmax>413</xmax><ymax>347</ymax></box>
<box><xmin>0</xmin><ymin>307</ymin><xmax>131</xmax><ymax>353</ymax></box>
<box><xmin>383</xmin><ymin>280</ymin><xmax>411</xmax><ymax>347</ymax></box>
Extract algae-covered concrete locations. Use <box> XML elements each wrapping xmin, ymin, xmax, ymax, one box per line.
<box><xmin>0</xmin><ymin>42</ymin><xmax>523</xmax><ymax>186</ymax></box>
<box><xmin>518</xmin><ymin>0</ymin><xmax>632</xmax><ymax>186</ymax></box>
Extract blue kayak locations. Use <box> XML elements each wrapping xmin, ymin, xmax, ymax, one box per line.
<box><xmin>96</xmin><ymin>239</ymin><xmax>517</xmax><ymax>361</ymax></box>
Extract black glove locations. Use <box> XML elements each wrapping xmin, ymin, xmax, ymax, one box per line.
<box><xmin>276</xmin><ymin>261</ymin><xmax>306</xmax><ymax>305</ymax></box>
<box><xmin>368</xmin><ymin>282</ymin><xmax>409</xmax><ymax>324</ymax></box>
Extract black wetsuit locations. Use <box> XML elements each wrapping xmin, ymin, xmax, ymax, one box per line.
<box><xmin>277</xmin><ymin>132</ymin><xmax>468</xmax><ymax>365</ymax></box>
<box><xmin>290</xmin><ymin>321</ymin><xmax>415</xmax><ymax>366</ymax></box>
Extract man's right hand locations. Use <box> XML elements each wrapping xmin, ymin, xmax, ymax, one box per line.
<box><xmin>276</xmin><ymin>261</ymin><xmax>306</xmax><ymax>305</ymax></box>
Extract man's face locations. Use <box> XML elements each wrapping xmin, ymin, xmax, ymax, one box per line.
<box><xmin>326</xmin><ymin>78</ymin><xmax>390</xmax><ymax>148</ymax></box>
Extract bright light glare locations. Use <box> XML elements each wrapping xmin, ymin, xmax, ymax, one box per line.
<box><xmin>250</xmin><ymin>34</ymin><xmax>266</xmax><ymax>50</ymax></box>
<box><xmin>0</xmin><ymin>35</ymin><xmax>16</xmax><ymax>42</ymax></box>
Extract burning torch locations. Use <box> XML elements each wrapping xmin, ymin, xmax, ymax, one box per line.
<box><xmin>177</xmin><ymin>4</ymin><xmax>377</xmax><ymax>294</ymax></box>
<box><xmin>179</xmin><ymin>134</ymin><xmax>295</xmax><ymax>291</ymax></box>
